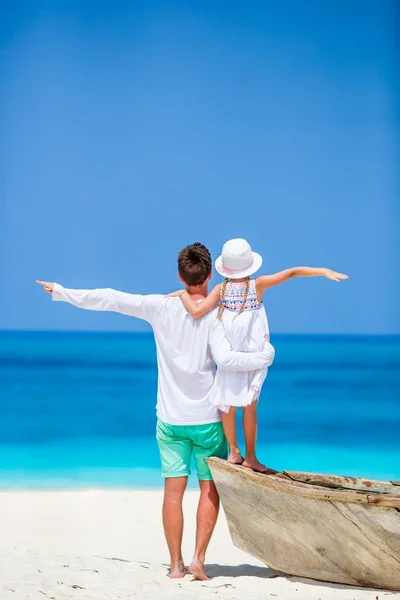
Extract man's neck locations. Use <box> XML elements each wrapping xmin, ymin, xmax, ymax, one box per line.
<box><xmin>185</xmin><ymin>282</ymin><xmax>209</xmax><ymax>301</ymax></box>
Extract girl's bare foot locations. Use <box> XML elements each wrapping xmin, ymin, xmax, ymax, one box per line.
<box><xmin>242</xmin><ymin>456</ymin><xmax>268</xmax><ymax>473</ymax></box>
<box><xmin>227</xmin><ymin>448</ymin><xmax>243</xmax><ymax>465</ymax></box>
<box><xmin>168</xmin><ymin>560</ymin><xmax>186</xmax><ymax>578</ymax></box>
<box><xmin>189</xmin><ymin>559</ymin><xmax>210</xmax><ymax>581</ymax></box>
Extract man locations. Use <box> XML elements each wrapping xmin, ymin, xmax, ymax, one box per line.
<box><xmin>37</xmin><ymin>242</ymin><xmax>275</xmax><ymax>580</ymax></box>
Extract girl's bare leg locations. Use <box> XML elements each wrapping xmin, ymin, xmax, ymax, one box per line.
<box><xmin>242</xmin><ymin>401</ymin><xmax>267</xmax><ymax>473</ymax></box>
<box><xmin>221</xmin><ymin>407</ymin><xmax>243</xmax><ymax>464</ymax></box>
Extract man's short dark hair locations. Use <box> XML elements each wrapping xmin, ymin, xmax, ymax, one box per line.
<box><xmin>178</xmin><ymin>243</ymin><xmax>212</xmax><ymax>286</ymax></box>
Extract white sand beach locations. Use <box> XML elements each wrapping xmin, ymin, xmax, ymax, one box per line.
<box><xmin>1</xmin><ymin>490</ymin><xmax>398</xmax><ymax>600</ymax></box>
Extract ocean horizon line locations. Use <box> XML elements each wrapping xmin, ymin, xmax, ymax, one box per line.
<box><xmin>1</xmin><ymin>330</ymin><xmax>400</xmax><ymax>341</ymax></box>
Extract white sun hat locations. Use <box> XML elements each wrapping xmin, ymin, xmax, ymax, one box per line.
<box><xmin>215</xmin><ymin>238</ymin><xmax>263</xmax><ymax>279</ymax></box>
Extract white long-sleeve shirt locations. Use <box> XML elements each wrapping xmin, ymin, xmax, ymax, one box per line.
<box><xmin>52</xmin><ymin>284</ymin><xmax>275</xmax><ymax>425</ymax></box>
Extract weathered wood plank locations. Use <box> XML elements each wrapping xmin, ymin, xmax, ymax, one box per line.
<box><xmin>283</xmin><ymin>470</ymin><xmax>400</xmax><ymax>496</ymax></box>
<box><xmin>207</xmin><ymin>458</ymin><xmax>400</xmax><ymax>591</ymax></box>
<box><xmin>208</xmin><ymin>459</ymin><xmax>400</xmax><ymax>505</ymax></box>
<box><xmin>367</xmin><ymin>495</ymin><xmax>400</xmax><ymax>508</ymax></box>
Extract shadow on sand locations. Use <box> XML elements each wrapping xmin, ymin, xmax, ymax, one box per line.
<box><xmin>205</xmin><ymin>566</ymin><xmax>388</xmax><ymax>593</ymax></box>
<box><xmin>205</xmin><ymin>563</ymin><xmax>278</xmax><ymax>579</ymax></box>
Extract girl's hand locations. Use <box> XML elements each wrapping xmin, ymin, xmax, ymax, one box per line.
<box><xmin>165</xmin><ymin>289</ymin><xmax>186</xmax><ymax>297</ymax></box>
<box><xmin>36</xmin><ymin>280</ymin><xmax>54</xmax><ymax>294</ymax></box>
<box><xmin>323</xmin><ymin>269</ymin><xmax>348</xmax><ymax>282</ymax></box>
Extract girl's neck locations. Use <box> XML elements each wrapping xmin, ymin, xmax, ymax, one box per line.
<box><xmin>230</xmin><ymin>277</ymin><xmax>249</xmax><ymax>283</ymax></box>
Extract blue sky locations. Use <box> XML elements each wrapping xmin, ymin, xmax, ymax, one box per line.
<box><xmin>1</xmin><ymin>0</ymin><xmax>399</xmax><ymax>333</ymax></box>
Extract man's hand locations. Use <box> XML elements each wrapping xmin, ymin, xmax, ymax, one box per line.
<box><xmin>36</xmin><ymin>280</ymin><xmax>54</xmax><ymax>294</ymax></box>
<box><xmin>323</xmin><ymin>269</ymin><xmax>348</xmax><ymax>282</ymax></box>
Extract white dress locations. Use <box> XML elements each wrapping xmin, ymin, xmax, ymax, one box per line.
<box><xmin>210</xmin><ymin>279</ymin><xmax>270</xmax><ymax>413</ymax></box>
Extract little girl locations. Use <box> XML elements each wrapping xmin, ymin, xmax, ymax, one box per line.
<box><xmin>173</xmin><ymin>238</ymin><xmax>348</xmax><ymax>473</ymax></box>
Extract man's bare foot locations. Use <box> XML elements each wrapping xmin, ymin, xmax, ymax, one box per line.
<box><xmin>189</xmin><ymin>559</ymin><xmax>210</xmax><ymax>581</ymax></box>
<box><xmin>168</xmin><ymin>560</ymin><xmax>186</xmax><ymax>578</ymax></box>
<box><xmin>242</xmin><ymin>456</ymin><xmax>268</xmax><ymax>473</ymax></box>
<box><xmin>227</xmin><ymin>449</ymin><xmax>243</xmax><ymax>465</ymax></box>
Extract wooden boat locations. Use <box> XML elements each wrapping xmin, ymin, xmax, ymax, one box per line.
<box><xmin>207</xmin><ymin>457</ymin><xmax>400</xmax><ymax>590</ymax></box>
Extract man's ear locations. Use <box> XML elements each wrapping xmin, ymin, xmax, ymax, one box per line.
<box><xmin>179</xmin><ymin>274</ymin><xmax>185</xmax><ymax>284</ymax></box>
<box><xmin>208</xmin><ymin>270</ymin><xmax>212</xmax><ymax>281</ymax></box>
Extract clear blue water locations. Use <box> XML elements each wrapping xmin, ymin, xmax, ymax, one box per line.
<box><xmin>0</xmin><ymin>331</ymin><xmax>399</xmax><ymax>489</ymax></box>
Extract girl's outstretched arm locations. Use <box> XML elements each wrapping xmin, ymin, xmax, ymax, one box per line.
<box><xmin>256</xmin><ymin>267</ymin><xmax>348</xmax><ymax>300</ymax></box>
<box><xmin>179</xmin><ymin>284</ymin><xmax>221</xmax><ymax>319</ymax></box>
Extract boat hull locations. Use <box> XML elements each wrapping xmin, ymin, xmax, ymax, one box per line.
<box><xmin>208</xmin><ymin>458</ymin><xmax>400</xmax><ymax>591</ymax></box>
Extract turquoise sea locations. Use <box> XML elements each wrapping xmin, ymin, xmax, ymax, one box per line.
<box><xmin>0</xmin><ymin>331</ymin><xmax>399</xmax><ymax>489</ymax></box>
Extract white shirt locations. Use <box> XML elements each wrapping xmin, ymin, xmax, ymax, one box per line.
<box><xmin>52</xmin><ymin>284</ymin><xmax>275</xmax><ymax>425</ymax></box>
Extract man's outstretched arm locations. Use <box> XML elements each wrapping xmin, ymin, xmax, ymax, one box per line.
<box><xmin>208</xmin><ymin>319</ymin><xmax>275</xmax><ymax>372</ymax></box>
<box><xmin>36</xmin><ymin>281</ymin><xmax>161</xmax><ymax>322</ymax></box>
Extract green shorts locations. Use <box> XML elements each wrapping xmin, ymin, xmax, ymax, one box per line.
<box><xmin>156</xmin><ymin>419</ymin><xmax>227</xmax><ymax>481</ymax></box>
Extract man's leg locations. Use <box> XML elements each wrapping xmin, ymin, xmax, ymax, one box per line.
<box><xmin>190</xmin><ymin>421</ymin><xmax>227</xmax><ymax>580</ymax></box>
<box><xmin>163</xmin><ymin>476</ymin><xmax>188</xmax><ymax>578</ymax></box>
<box><xmin>189</xmin><ymin>479</ymin><xmax>220</xmax><ymax>580</ymax></box>
<box><xmin>156</xmin><ymin>420</ymin><xmax>192</xmax><ymax>578</ymax></box>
